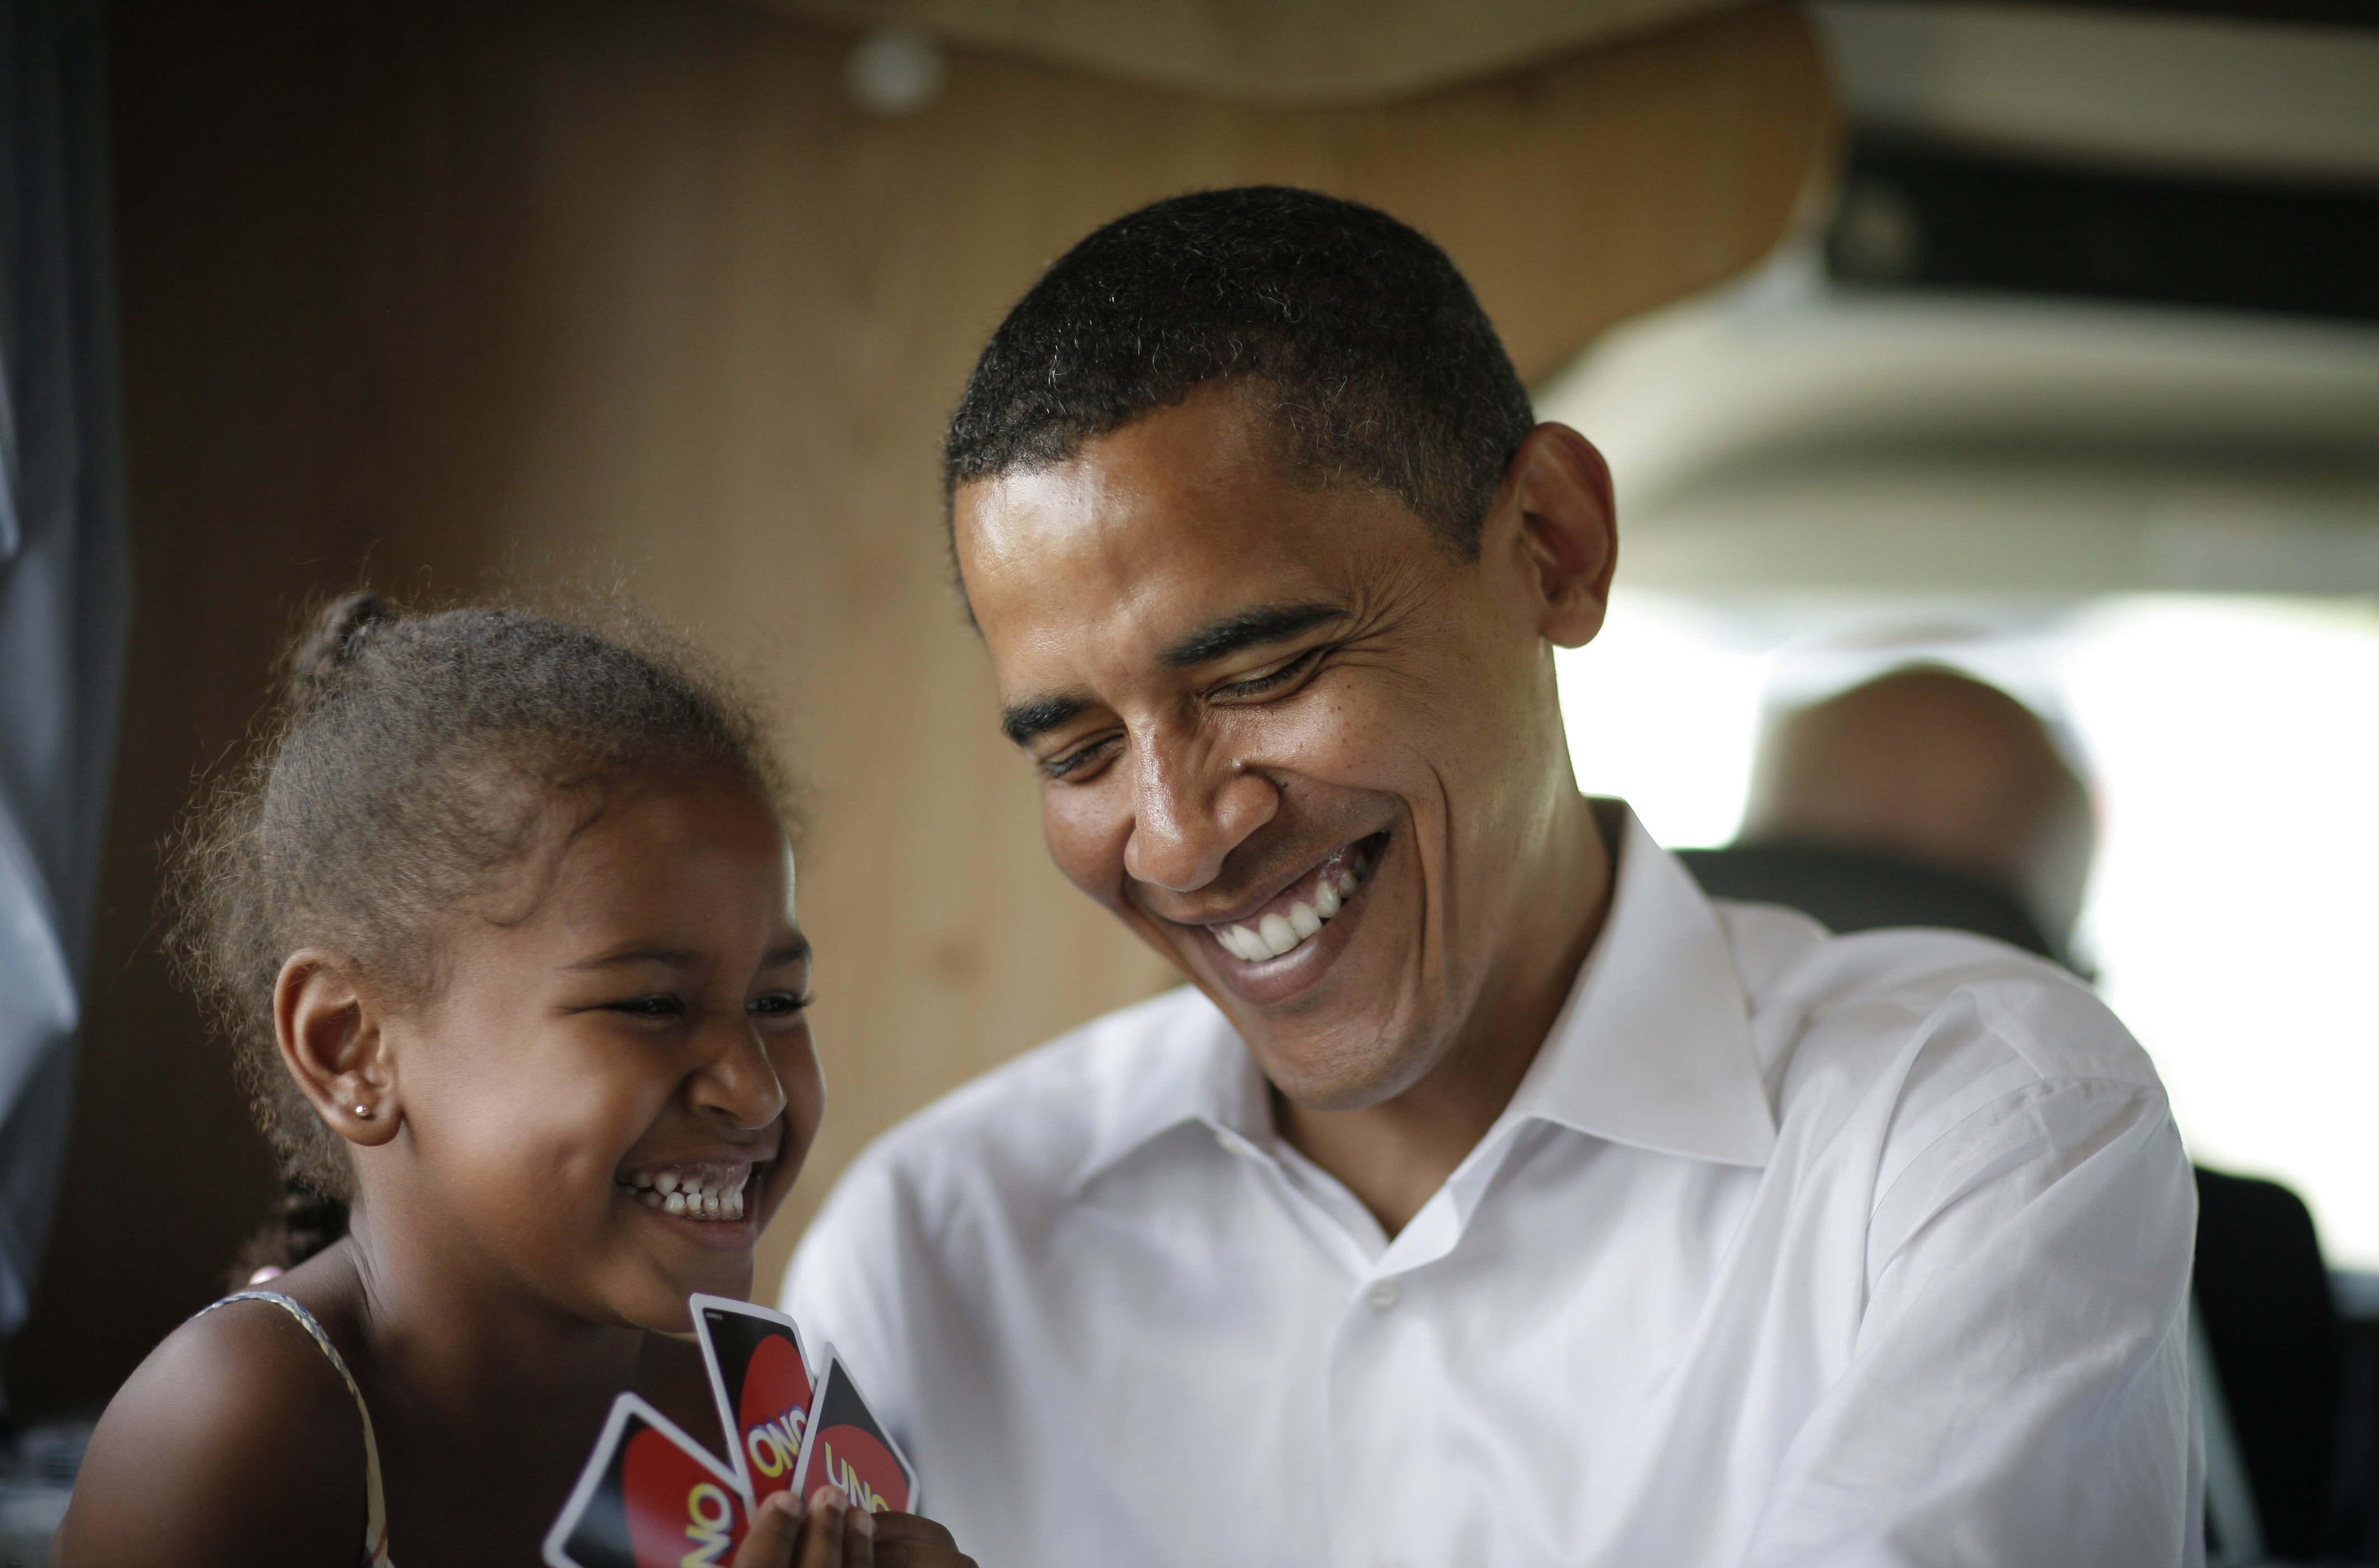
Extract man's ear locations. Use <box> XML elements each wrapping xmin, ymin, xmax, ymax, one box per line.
<box><xmin>274</xmin><ymin>950</ymin><xmax>402</xmax><ymax>1149</ymax></box>
<box><xmin>1501</xmin><ymin>423</ymin><xmax>1617</xmax><ymax>648</ymax></box>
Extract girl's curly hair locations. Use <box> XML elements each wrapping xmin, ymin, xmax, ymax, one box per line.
<box><xmin>170</xmin><ymin>591</ymin><xmax>791</xmax><ymax>1278</ymax></box>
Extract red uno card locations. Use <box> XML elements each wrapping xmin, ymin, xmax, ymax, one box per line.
<box><xmin>542</xmin><ymin>1393</ymin><xmax>749</xmax><ymax>1568</ymax></box>
<box><xmin>788</xmin><ymin>1346</ymin><xmax>919</xmax><ymax>1516</ymax></box>
<box><xmin>689</xmin><ymin>1293</ymin><xmax>815</xmax><ymax>1506</ymax></box>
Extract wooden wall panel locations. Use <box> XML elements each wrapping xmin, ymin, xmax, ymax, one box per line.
<box><xmin>5</xmin><ymin>0</ymin><xmax>1829</xmax><ymax>1411</ymax></box>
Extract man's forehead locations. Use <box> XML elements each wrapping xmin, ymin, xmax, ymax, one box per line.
<box><xmin>957</xmin><ymin>404</ymin><xmax>1415</xmax><ymax>634</ymax></box>
<box><xmin>959</xmin><ymin>400</ymin><xmax>1289</xmax><ymax>571</ymax></box>
<box><xmin>961</xmin><ymin>474</ymin><xmax>1347</xmax><ymax>674</ymax></box>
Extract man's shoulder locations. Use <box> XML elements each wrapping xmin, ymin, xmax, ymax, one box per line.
<box><xmin>1711</xmin><ymin>897</ymin><xmax>2160</xmax><ymax>1103</ymax></box>
<box><xmin>832</xmin><ymin>983</ymin><xmax>1224</xmax><ymax>1211</ymax></box>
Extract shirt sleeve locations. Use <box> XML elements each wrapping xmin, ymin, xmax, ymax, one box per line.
<box><xmin>1741</xmin><ymin>1070</ymin><xmax>2203</xmax><ymax>1568</ymax></box>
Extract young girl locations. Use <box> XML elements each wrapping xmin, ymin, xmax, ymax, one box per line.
<box><xmin>55</xmin><ymin>595</ymin><xmax>976</xmax><ymax>1568</ymax></box>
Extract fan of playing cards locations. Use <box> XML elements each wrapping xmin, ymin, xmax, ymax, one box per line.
<box><xmin>542</xmin><ymin>1296</ymin><xmax>921</xmax><ymax>1568</ymax></box>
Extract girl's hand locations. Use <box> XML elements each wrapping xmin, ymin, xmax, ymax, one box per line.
<box><xmin>734</xmin><ymin>1488</ymin><xmax>979</xmax><ymax>1568</ymax></box>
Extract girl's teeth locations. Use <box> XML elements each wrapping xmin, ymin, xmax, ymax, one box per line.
<box><xmin>1314</xmin><ymin>880</ymin><xmax>1340</xmax><ymax>919</ymax></box>
<box><xmin>624</xmin><ymin>1166</ymin><xmax>755</xmax><ymax>1220</ymax></box>
<box><xmin>1287</xmin><ymin>902</ymin><xmax>1322</xmax><ymax>940</ymax></box>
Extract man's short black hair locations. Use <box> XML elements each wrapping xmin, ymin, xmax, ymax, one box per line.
<box><xmin>943</xmin><ymin>186</ymin><xmax>1536</xmax><ymax>559</ymax></box>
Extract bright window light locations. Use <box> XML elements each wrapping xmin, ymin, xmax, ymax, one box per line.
<box><xmin>1557</xmin><ymin>589</ymin><xmax>2379</xmax><ymax>1270</ymax></box>
<box><xmin>2059</xmin><ymin>596</ymin><xmax>2379</xmax><ymax>1268</ymax></box>
<box><xmin>1555</xmin><ymin>593</ymin><xmax>1770</xmax><ymax>848</ymax></box>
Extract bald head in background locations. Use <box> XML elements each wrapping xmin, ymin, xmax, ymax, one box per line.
<box><xmin>1739</xmin><ymin>666</ymin><xmax>2097</xmax><ymax>953</ymax></box>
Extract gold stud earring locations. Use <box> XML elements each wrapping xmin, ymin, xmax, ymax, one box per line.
<box><xmin>354</xmin><ymin>1103</ymin><xmax>371</xmax><ymax>1118</ymax></box>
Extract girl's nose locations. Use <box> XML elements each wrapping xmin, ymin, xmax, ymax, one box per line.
<box><xmin>691</xmin><ymin>1019</ymin><xmax>789</xmax><ymax>1129</ymax></box>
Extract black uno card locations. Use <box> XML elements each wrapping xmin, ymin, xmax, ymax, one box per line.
<box><xmin>542</xmin><ymin>1393</ymin><xmax>749</xmax><ymax>1568</ymax></box>
<box><xmin>787</xmin><ymin>1346</ymin><xmax>920</xmax><ymax>1516</ymax></box>
<box><xmin>689</xmin><ymin>1294</ymin><xmax>816</xmax><ymax>1508</ymax></box>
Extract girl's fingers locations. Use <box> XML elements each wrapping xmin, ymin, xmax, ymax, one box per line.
<box><xmin>731</xmin><ymin>1491</ymin><xmax>803</xmax><ymax>1568</ymax></box>
<box><xmin>843</xmin><ymin>1499</ymin><xmax>877</xmax><ymax>1568</ymax></box>
<box><xmin>732</xmin><ymin>1492</ymin><xmax>957</xmax><ymax>1568</ymax></box>
<box><xmin>794</xmin><ymin>1487</ymin><xmax>853</xmax><ymax>1568</ymax></box>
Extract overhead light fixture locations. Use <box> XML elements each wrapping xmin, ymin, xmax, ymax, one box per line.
<box><xmin>846</xmin><ymin>26</ymin><xmax>948</xmax><ymax>117</ymax></box>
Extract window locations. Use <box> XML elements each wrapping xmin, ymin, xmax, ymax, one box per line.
<box><xmin>1560</xmin><ymin>590</ymin><xmax>2379</xmax><ymax>1267</ymax></box>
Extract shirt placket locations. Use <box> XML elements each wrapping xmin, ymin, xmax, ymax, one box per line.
<box><xmin>1235</xmin><ymin>1119</ymin><xmax>1541</xmax><ymax>1568</ymax></box>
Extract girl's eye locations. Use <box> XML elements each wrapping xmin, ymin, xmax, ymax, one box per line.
<box><xmin>748</xmin><ymin>991</ymin><xmax>813</xmax><ymax>1018</ymax></box>
<box><xmin>1214</xmin><ymin>646</ymin><xmax>1324</xmax><ymax>701</ymax></box>
<box><xmin>612</xmin><ymin>995</ymin><xmax>685</xmax><ymax>1020</ymax></box>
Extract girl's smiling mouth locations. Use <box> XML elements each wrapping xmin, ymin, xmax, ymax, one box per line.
<box><xmin>617</xmin><ymin>1158</ymin><xmax>767</xmax><ymax>1221</ymax></box>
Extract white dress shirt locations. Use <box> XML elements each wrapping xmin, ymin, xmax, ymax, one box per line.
<box><xmin>785</xmin><ymin>804</ymin><xmax>2201</xmax><ymax>1567</ymax></box>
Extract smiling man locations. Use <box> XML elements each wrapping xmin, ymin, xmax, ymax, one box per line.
<box><xmin>784</xmin><ymin>188</ymin><xmax>2200</xmax><ymax>1566</ymax></box>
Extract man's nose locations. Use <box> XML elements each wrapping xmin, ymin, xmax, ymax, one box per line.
<box><xmin>1121</xmin><ymin>727</ymin><xmax>1279</xmax><ymax>892</ymax></box>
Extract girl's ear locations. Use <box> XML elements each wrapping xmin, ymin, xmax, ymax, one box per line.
<box><xmin>274</xmin><ymin>950</ymin><xmax>401</xmax><ymax>1149</ymax></box>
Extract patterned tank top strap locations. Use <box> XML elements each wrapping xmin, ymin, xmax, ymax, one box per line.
<box><xmin>196</xmin><ymin>1290</ymin><xmax>395</xmax><ymax>1567</ymax></box>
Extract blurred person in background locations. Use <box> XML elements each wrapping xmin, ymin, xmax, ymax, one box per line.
<box><xmin>1686</xmin><ymin>665</ymin><xmax>2092</xmax><ymax>968</ymax></box>
<box><xmin>1685</xmin><ymin>664</ymin><xmax>2346</xmax><ymax>1565</ymax></box>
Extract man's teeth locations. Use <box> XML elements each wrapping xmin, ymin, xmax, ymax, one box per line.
<box><xmin>624</xmin><ymin>1167</ymin><xmax>751</xmax><ymax>1220</ymax></box>
<box><xmin>1217</xmin><ymin>859</ymin><xmax>1368</xmax><ymax>963</ymax></box>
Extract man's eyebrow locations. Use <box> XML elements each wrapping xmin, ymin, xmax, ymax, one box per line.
<box><xmin>996</xmin><ymin>603</ymin><xmax>1343</xmax><ymax>748</ymax></box>
<box><xmin>1162</xmin><ymin>603</ymin><xmax>1344</xmax><ymax>669</ymax></box>
<box><xmin>1001</xmin><ymin>693</ymin><xmax>1089</xmax><ymax>748</ymax></box>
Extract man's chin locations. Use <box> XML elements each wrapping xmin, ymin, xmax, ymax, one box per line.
<box><xmin>1244</xmin><ymin>1021</ymin><xmax>1445</xmax><ymax>1117</ymax></box>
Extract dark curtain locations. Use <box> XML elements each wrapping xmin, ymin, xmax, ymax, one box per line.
<box><xmin>0</xmin><ymin>0</ymin><xmax>131</xmax><ymax>1410</ymax></box>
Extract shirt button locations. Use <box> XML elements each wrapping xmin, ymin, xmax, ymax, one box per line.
<box><xmin>1366</xmin><ymin>1280</ymin><xmax>1402</xmax><ymax>1310</ymax></box>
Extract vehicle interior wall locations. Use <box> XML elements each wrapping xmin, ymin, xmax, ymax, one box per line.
<box><xmin>1</xmin><ymin>0</ymin><xmax>1833</xmax><ymax>1415</ymax></box>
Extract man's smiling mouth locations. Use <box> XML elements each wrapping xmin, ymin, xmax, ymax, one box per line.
<box><xmin>1207</xmin><ymin>832</ymin><xmax>1386</xmax><ymax>964</ymax></box>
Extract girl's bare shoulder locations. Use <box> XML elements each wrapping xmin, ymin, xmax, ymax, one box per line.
<box><xmin>53</xmin><ymin>1291</ymin><xmax>367</xmax><ymax>1568</ymax></box>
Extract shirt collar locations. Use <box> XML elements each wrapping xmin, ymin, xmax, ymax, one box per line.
<box><xmin>1503</xmin><ymin>800</ymin><xmax>1774</xmax><ymax>1167</ymax></box>
<box><xmin>1068</xmin><ymin>987</ymin><xmax>1267</xmax><ymax>1194</ymax></box>
<box><xmin>1069</xmin><ymin>797</ymin><xmax>1774</xmax><ymax>1194</ymax></box>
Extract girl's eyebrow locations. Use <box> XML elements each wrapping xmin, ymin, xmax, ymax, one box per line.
<box><xmin>568</xmin><ymin>935</ymin><xmax>812</xmax><ymax>972</ymax></box>
<box><xmin>568</xmin><ymin>945</ymin><xmax>697</xmax><ymax>971</ymax></box>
